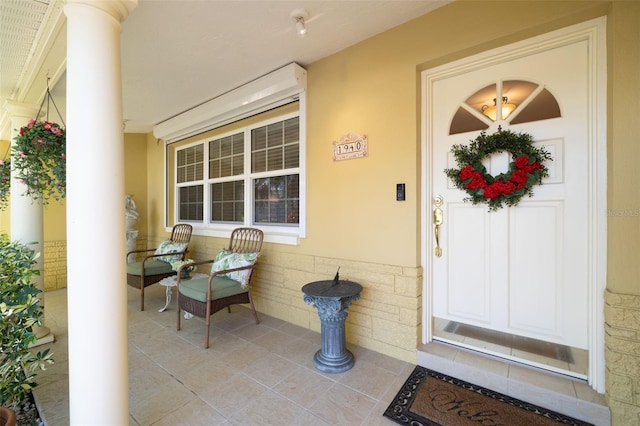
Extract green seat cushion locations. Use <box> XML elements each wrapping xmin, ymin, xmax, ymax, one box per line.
<box><xmin>127</xmin><ymin>260</ymin><xmax>174</xmax><ymax>276</ymax></box>
<box><xmin>178</xmin><ymin>276</ymin><xmax>248</xmax><ymax>302</ymax></box>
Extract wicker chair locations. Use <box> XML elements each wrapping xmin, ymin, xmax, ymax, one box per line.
<box><xmin>176</xmin><ymin>227</ymin><xmax>263</xmax><ymax>348</ymax></box>
<box><xmin>126</xmin><ymin>224</ymin><xmax>193</xmax><ymax>311</ymax></box>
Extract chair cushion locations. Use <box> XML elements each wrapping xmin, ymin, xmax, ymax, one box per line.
<box><xmin>211</xmin><ymin>249</ymin><xmax>258</xmax><ymax>286</ymax></box>
<box><xmin>154</xmin><ymin>240</ymin><xmax>187</xmax><ymax>263</ymax></box>
<box><xmin>178</xmin><ymin>276</ymin><xmax>248</xmax><ymax>302</ymax></box>
<box><xmin>127</xmin><ymin>259</ymin><xmax>174</xmax><ymax>276</ymax></box>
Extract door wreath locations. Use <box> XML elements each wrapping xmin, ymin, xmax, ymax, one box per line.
<box><xmin>444</xmin><ymin>129</ymin><xmax>552</xmax><ymax>211</ymax></box>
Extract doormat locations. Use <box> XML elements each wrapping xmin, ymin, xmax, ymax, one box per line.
<box><xmin>443</xmin><ymin>321</ymin><xmax>574</xmax><ymax>364</ymax></box>
<box><xmin>383</xmin><ymin>366</ymin><xmax>593</xmax><ymax>426</ymax></box>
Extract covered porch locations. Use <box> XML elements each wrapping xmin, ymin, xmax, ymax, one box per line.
<box><xmin>34</xmin><ymin>283</ymin><xmax>610</xmax><ymax>425</ymax></box>
<box><xmin>33</xmin><ymin>285</ymin><xmax>413</xmax><ymax>425</ymax></box>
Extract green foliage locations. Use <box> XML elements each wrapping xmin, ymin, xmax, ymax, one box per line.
<box><xmin>11</xmin><ymin>119</ymin><xmax>66</xmax><ymax>204</ymax></box>
<box><xmin>0</xmin><ymin>233</ymin><xmax>54</xmax><ymax>409</ymax></box>
<box><xmin>444</xmin><ymin>130</ymin><xmax>552</xmax><ymax>211</ymax></box>
<box><xmin>0</xmin><ymin>158</ymin><xmax>9</xmax><ymax>211</ymax></box>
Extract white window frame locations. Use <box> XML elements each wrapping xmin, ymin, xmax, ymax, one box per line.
<box><xmin>169</xmin><ymin>104</ymin><xmax>307</xmax><ymax>245</ymax></box>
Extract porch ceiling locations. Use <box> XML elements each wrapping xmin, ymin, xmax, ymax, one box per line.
<box><xmin>0</xmin><ymin>0</ymin><xmax>450</xmax><ymax>138</ymax></box>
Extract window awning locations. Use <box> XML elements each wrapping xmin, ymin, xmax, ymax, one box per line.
<box><xmin>153</xmin><ymin>63</ymin><xmax>307</xmax><ymax>143</ymax></box>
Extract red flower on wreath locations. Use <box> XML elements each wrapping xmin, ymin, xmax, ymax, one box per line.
<box><xmin>463</xmin><ymin>172</ymin><xmax>487</xmax><ymax>190</ymax></box>
<box><xmin>484</xmin><ymin>180</ymin><xmax>516</xmax><ymax>199</ymax></box>
<box><xmin>459</xmin><ymin>165</ymin><xmax>474</xmax><ymax>180</ymax></box>
<box><xmin>527</xmin><ymin>162</ymin><xmax>542</xmax><ymax>173</ymax></box>
<box><xmin>509</xmin><ymin>169</ymin><xmax>528</xmax><ymax>189</ymax></box>
<box><xmin>459</xmin><ymin>154</ymin><xmax>545</xmax><ymax>200</ymax></box>
<box><xmin>514</xmin><ymin>155</ymin><xmax>529</xmax><ymax>169</ymax></box>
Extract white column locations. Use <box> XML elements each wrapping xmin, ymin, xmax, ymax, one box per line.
<box><xmin>64</xmin><ymin>1</ymin><xmax>136</xmax><ymax>424</ymax></box>
<box><xmin>5</xmin><ymin>100</ymin><xmax>53</xmax><ymax>345</ymax></box>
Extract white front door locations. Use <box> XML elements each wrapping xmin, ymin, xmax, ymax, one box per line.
<box><xmin>422</xmin><ymin>20</ymin><xmax>608</xmax><ymax>388</ymax></box>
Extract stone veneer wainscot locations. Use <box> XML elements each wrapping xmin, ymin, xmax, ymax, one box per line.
<box><xmin>605</xmin><ymin>289</ymin><xmax>640</xmax><ymax>425</ymax></box>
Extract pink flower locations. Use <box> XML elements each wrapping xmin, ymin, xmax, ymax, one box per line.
<box><xmin>43</xmin><ymin>122</ymin><xmax>52</xmax><ymax>130</ymax></box>
<box><xmin>19</xmin><ymin>151</ymin><xmax>27</xmax><ymax>158</ymax></box>
<box><xmin>0</xmin><ymin>160</ymin><xmax>4</xmax><ymax>166</ymax></box>
<box><xmin>51</xmin><ymin>127</ymin><xmax>62</xmax><ymax>136</ymax></box>
<box><xmin>27</xmin><ymin>118</ymin><xmax>36</xmax><ymax>129</ymax></box>
<box><xmin>38</xmin><ymin>138</ymin><xmax>45</xmax><ymax>144</ymax></box>
<box><xmin>61</xmin><ymin>153</ymin><xmax>66</xmax><ymax>160</ymax></box>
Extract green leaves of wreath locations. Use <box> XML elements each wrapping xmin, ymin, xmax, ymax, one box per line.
<box><xmin>444</xmin><ymin>130</ymin><xmax>552</xmax><ymax>211</ymax></box>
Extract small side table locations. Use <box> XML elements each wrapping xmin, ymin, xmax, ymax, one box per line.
<box><xmin>158</xmin><ymin>273</ymin><xmax>207</xmax><ymax>316</ymax></box>
<box><xmin>302</xmin><ymin>279</ymin><xmax>362</xmax><ymax>373</ymax></box>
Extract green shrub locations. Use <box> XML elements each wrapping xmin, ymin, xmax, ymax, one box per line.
<box><xmin>0</xmin><ymin>233</ymin><xmax>54</xmax><ymax>409</ymax></box>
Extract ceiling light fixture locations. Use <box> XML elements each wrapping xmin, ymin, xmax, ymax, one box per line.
<box><xmin>482</xmin><ymin>97</ymin><xmax>516</xmax><ymax>121</ymax></box>
<box><xmin>290</xmin><ymin>9</ymin><xmax>309</xmax><ymax>37</ymax></box>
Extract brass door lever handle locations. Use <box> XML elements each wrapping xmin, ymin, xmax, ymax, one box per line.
<box><xmin>434</xmin><ymin>207</ymin><xmax>443</xmax><ymax>257</ymax></box>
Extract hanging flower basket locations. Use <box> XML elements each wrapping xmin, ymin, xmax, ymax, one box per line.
<box><xmin>11</xmin><ymin>119</ymin><xmax>66</xmax><ymax>204</ymax></box>
<box><xmin>0</xmin><ymin>158</ymin><xmax>9</xmax><ymax>211</ymax></box>
<box><xmin>444</xmin><ymin>130</ymin><xmax>552</xmax><ymax>211</ymax></box>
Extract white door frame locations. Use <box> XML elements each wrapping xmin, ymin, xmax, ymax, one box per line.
<box><xmin>420</xmin><ymin>17</ymin><xmax>607</xmax><ymax>392</ymax></box>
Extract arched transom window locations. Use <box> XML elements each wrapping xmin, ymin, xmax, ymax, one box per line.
<box><xmin>449</xmin><ymin>80</ymin><xmax>561</xmax><ymax>135</ymax></box>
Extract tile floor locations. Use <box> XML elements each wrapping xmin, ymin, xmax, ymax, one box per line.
<box><xmin>31</xmin><ymin>285</ymin><xmax>611</xmax><ymax>426</ymax></box>
<box><xmin>33</xmin><ymin>285</ymin><xmax>412</xmax><ymax>425</ymax></box>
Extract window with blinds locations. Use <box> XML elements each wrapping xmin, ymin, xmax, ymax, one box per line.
<box><xmin>177</xmin><ymin>144</ymin><xmax>204</xmax><ymax>183</ymax></box>
<box><xmin>176</xmin><ymin>145</ymin><xmax>204</xmax><ymax>220</ymax></box>
<box><xmin>175</xmin><ymin>113</ymin><xmax>300</xmax><ymax>227</ymax></box>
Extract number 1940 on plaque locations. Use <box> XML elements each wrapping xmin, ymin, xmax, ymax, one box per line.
<box><xmin>333</xmin><ymin>132</ymin><xmax>368</xmax><ymax>161</ymax></box>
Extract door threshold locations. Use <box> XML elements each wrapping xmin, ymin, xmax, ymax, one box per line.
<box><xmin>434</xmin><ymin>334</ymin><xmax>587</xmax><ymax>380</ymax></box>
<box><xmin>417</xmin><ymin>341</ymin><xmax>610</xmax><ymax>426</ymax></box>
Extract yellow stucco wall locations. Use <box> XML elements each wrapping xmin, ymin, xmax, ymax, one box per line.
<box><xmin>607</xmin><ymin>0</ymin><xmax>640</xmax><ymax>295</ymax></box>
<box><xmin>145</xmin><ymin>132</ymin><xmax>166</xmax><ymax>235</ymax></box>
<box><xmin>124</xmin><ymin>133</ymin><xmax>149</xmax><ymax>247</ymax></box>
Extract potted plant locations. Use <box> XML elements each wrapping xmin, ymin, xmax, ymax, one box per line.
<box><xmin>11</xmin><ymin>119</ymin><xmax>66</xmax><ymax>204</ymax></box>
<box><xmin>0</xmin><ymin>406</ymin><xmax>16</xmax><ymax>426</ymax></box>
<box><xmin>0</xmin><ymin>233</ymin><xmax>54</xmax><ymax>425</ymax></box>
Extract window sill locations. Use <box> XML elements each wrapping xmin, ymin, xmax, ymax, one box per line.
<box><xmin>172</xmin><ymin>225</ymin><xmax>301</xmax><ymax>246</ymax></box>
